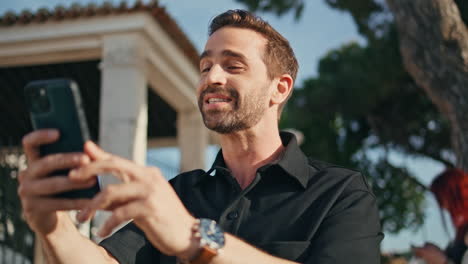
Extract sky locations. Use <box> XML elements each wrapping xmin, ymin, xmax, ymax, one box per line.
<box><xmin>0</xmin><ymin>0</ymin><xmax>450</xmax><ymax>254</ymax></box>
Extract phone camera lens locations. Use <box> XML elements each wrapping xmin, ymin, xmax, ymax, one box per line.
<box><xmin>29</xmin><ymin>87</ymin><xmax>51</xmax><ymax>113</ymax></box>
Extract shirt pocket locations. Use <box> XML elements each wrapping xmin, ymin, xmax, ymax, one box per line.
<box><xmin>258</xmin><ymin>241</ymin><xmax>310</xmax><ymax>261</ymax></box>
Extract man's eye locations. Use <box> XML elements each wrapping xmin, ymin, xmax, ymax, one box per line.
<box><xmin>201</xmin><ymin>67</ymin><xmax>211</xmax><ymax>73</ymax></box>
<box><xmin>227</xmin><ymin>66</ymin><xmax>242</xmax><ymax>70</ymax></box>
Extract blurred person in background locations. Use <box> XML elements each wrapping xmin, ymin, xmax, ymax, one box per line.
<box><xmin>413</xmin><ymin>168</ymin><xmax>468</xmax><ymax>264</ymax></box>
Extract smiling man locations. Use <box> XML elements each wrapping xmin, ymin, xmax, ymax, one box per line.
<box><xmin>18</xmin><ymin>10</ymin><xmax>382</xmax><ymax>264</ymax></box>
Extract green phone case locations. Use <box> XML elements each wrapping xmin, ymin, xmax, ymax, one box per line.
<box><xmin>25</xmin><ymin>79</ymin><xmax>100</xmax><ymax>199</ymax></box>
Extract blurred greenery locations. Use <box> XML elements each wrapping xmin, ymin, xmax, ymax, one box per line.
<box><xmin>235</xmin><ymin>0</ymin><xmax>467</xmax><ymax>234</ymax></box>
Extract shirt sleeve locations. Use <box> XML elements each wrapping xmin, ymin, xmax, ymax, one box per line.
<box><xmin>302</xmin><ymin>176</ymin><xmax>383</xmax><ymax>264</ymax></box>
<box><xmin>99</xmin><ymin>222</ymin><xmax>164</xmax><ymax>264</ymax></box>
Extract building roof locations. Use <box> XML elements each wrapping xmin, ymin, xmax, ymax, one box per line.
<box><xmin>0</xmin><ymin>0</ymin><xmax>200</xmax><ymax>68</ymax></box>
<box><xmin>0</xmin><ymin>1</ymin><xmax>197</xmax><ymax>147</ymax></box>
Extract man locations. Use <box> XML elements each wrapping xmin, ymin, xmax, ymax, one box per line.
<box><xmin>18</xmin><ymin>10</ymin><xmax>382</xmax><ymax>264</ymax></box>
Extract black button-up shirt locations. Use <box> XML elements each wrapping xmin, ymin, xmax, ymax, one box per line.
<box><xmin>101</xmin><ymin>132</ymin><xmax>383</xmax><ymax>264</ymax></box>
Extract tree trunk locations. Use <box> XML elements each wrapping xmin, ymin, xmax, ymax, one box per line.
<box><xmin>386</xmin><ymin>0</ymin><xmax>468</xmax><ymax>170</ymax></box>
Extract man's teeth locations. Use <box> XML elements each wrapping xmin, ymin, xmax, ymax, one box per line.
<box><xmin>208</xmin><ymin>98</ymin><xmax>230</xmax><ymax>103</ymax></box>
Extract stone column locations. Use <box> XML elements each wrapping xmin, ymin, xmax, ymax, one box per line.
<box><xmin>99</xmin><ymin>33</ymin><xmax>148</xmax><ymax>165</ymax></box>
<box><xmin>177</xmin><ymin>110</ymin><xmax>208</xmax><ymax>172</ymax></box>
<box><xmin>93</xmin><ymin>33</ymin><xmax>148</xmax><ymax>234</ymax></box>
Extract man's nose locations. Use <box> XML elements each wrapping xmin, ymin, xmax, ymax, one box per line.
<box><xmin>205</xmin><ymin>64</ymin><xmax>227</xmax><ymax>86</ymax></box>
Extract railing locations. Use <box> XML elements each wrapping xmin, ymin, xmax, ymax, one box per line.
<box><xmin>146</xmin><ymin>154</ymin><xmax>180</xmax><ymax>181</ymax></box>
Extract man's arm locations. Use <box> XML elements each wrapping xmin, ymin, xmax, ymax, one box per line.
<box><xmin>101</xmin><ymin>221</ymin><xmax>301</xmax><ymax>264</ymax></box>
<box><xmin>210</xmin><ymin>233</ymin><xmax>299</xmax><ymax>264</ymax></box>
<box><xmin>38</xmin><ymin>213</ymin><xmax>118</xmax><ymax>264</ymax></box>
<box><xmin>18</xmin><ymin>130</ymin><xmax>119</xmax><ymax>264</ymax></box>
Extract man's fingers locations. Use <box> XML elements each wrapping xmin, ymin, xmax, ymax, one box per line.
<box><xmin>84</xmin><ymin>141</ymin><xmax>111</xmax><ymax>161</ymax></box>
<box><xmin>22</xmin><ymin>130</ymin><xmax>59</xmax><ymax>162</ymax></box>
<box><xmin>98</xmin><ymin>201</ymin><xmax>145</xmax><ymax>238</ymax></box>
<box><xmin>18</xmin><ymin>176</ymin><xmax>97</xmax><ymax>197</ymax></box>
<box><xmin>69</xmin><ymin>157</ymin><xmax>145</xmax><ymax>183</ymax></box>
<box><xmin>26</xmin><ymin>153</ymin><xmax>90</xmax><ymax>180</ymax></box>
<box><xmin>77</xmin><ymin>183</ymin><xmax>144</xmax><ymax>222</ymax></box>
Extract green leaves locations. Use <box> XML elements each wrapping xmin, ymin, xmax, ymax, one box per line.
<box><xmin>361</xmin><ymin>158</ymin><xmax>426</xmax><ymax>233</ymax></box>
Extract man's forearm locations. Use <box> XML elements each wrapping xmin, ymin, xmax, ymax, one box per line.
<box><xmin>211</xmin><ymin>233</ymin><xmax>300</xmax><ymax>264</ymax></box>
<box><xmin>39</xmin><ymin>214</ymin><xmax>117</xmax><ymax>264</ymax></box>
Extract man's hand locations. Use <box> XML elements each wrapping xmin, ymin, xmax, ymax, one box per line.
<box><xmin>18</xmin><ymin>130</ymin><xmax>97</xmax><ymax>235</ymax></box>
<box><xmin>412</xmin><ymin>242</ymin><xmax>448</xmax><ymax>264</ymax></box>
<box><xmin>73</xmin><ymin>141</ymin><xmax>197</xmax><ymax>259</ymax></box>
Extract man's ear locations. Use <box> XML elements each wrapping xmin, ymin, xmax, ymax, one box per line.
<box><xmin>271</xmin><ymin>74</ymin><xmax>294</xmax><ymax>105</ymax></box>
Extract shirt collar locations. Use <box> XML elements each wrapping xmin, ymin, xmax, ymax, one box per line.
<box><xmin>195</xmin><ymin>131</ymin><xmax>313</xmax><ymax>188</ymax></box>
<box><xmin>275</xmin><ymin>131</ymin><xmax>313</xmax><ymax>188</ymax></box>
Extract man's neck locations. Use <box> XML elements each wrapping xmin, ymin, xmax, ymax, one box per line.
<box><xmin>219</xmin><ymin>127</ymin><xmax>284</xmax><ymax>189</ymax></box>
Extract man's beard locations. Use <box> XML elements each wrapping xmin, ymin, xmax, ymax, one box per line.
<box><xmin>198</xmin><ymin>85</ymin><xmax>268</xmax><ymax>134</ymax></box>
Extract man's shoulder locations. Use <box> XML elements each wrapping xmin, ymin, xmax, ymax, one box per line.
<box><xmin>306</xmin><ymin>157</ymin><xmax>372</xmax><ymax>193</ymax></box>
<box><xmin>168</xmin><ymin>169</ymin><xmax>208</xmax><ymax>193</ymax></box>
<box><xmin>168</xmin><ymin>169</ymin><xmax>210</xmax><ymax>206</ymax></box>
<box><xmin>307</xmin><ymin>157</ymin><xmax>357</xmax><ymax>174</ymax></box>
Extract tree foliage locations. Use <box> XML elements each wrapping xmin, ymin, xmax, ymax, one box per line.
<box><xmin>234</xmin><ymin>0</ymin><xmax>467</xmax><ymax>233</ymax></box>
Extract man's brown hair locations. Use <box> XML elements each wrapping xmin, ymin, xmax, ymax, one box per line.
<box><xmin>208</xmin><ymin>9</ymin><xmax>299</xmax><ymax>118</ymax></box>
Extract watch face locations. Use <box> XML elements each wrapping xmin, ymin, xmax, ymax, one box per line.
<box><xmin>199</xmin><ymin>218</ymin><xmax>225</xmax><ymax>249</ymax></box>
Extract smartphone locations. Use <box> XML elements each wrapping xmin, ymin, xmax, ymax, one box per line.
<box><xmin>24</xmin><ymin>79</ymin><xmax>100</xmax><ymax>199</ymax></box>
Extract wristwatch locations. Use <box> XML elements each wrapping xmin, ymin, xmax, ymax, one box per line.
<box><xmin>181</xmin><ymin>218</ymin><xmax>225</xmax><ymax>264</ymax></box>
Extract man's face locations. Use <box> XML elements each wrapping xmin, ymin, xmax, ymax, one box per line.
<box><xmin>197</xmin><ymin>27</ymin><xmax>273</xmax><ymax>134</ymax></box>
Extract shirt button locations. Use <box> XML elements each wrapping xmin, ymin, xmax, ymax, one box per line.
<box><xmin>227</xmin><ymin>211</ymin><xmax>239</xmax><ymax>220</ymax></box>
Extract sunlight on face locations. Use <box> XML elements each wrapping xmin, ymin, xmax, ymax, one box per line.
<box><xmin>197</xmin><ymin>27</ymin><xmax>273</xmax><ymax>134</ymax></box>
